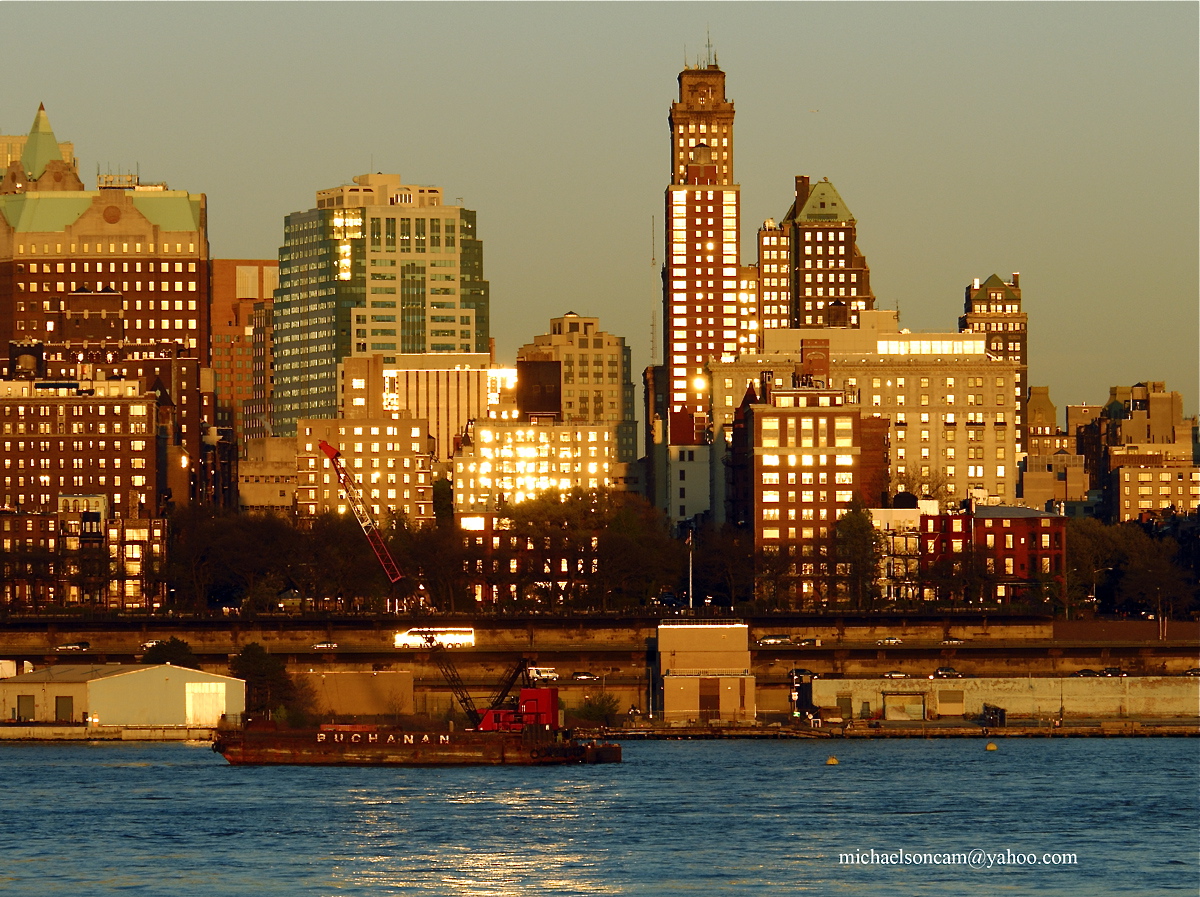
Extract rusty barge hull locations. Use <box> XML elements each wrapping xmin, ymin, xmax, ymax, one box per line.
<box><xmin>213</xmin><ymin>728</ymin><xmax>620</xmax><ymax>767</ymax></box>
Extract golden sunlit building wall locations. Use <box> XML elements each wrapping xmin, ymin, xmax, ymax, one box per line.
<box><xmin>295</xmin><ymin>416</ymin><xmax>434</xmax><ymax>523</ymax></box>
<box><xmin>452</xmin><ymin>417</ymin><xmax>618</xmax><ymax>515</ymax></box>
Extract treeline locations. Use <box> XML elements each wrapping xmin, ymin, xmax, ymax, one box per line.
<box><xmin>158</xmin><ymin>493</ymin><xmax>1198</xmax><ymax>618</ymax></box>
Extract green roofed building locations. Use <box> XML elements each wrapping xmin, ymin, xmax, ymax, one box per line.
<box><xmin>0</xmin><ymin>106</ymin><xmax>211</xmax><ymax>371</ymax></box>
<box><xmin>754</xmin><ymin>175</ymin><xmax>877</xmax><ymax>333</ymax></box>
<box><xmin>271</xmin><ymin>173</ymin><xmax>489</xmax><ymax>436</ymax></box>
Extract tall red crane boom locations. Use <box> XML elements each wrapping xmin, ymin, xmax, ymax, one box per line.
<box><xmin>318</xmin><ymin>440</ymin><xmax>403</xmax><ymax>584</ymax></box>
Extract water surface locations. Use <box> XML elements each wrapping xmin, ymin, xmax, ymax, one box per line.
<box><xmin>0</xmin><ymin>738</ymin><xmax>1195</xmax><ymax>895</ymax></box>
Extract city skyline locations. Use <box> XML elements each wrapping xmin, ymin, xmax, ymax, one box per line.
<box><xmin>4</xmin><ymin>2</ymin><xmax>1196</xmax><ymax>417</ymax></box>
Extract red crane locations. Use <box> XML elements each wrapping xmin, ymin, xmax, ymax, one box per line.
<box><xmin>318</xmin><ymin>440</ymin><xmax>403</xmax><ymax>584</ymax></box>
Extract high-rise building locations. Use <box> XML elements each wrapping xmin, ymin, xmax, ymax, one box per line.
<box><xmin>0</xmin><ymin>107</ymin><xmax>211</xmax><ymax>371</ymax></box>
<box><xmin>663</xmin><ymin>62</ymin><xmax>741</xmax><ymax>444</ymax></box>
<box><xmin>294</xmin><ymin>416</ymin><xmax>435</xmax><ymax>523</ymax></box>
<box><xmin>960</xmin><ymin>273</ymin><xmax>1027</xmax><ymax>451</ymax></box>
<box><xmin>727</xmin><ymin>376</ymin><xmax>889</xmax><ymax>606</ymax></box>
<box><xmin>339</xmin><ymin>352</ymin><xmax>506</xmax><ymax>464</ymax></box>
<box><xmin>778</xmin><ymin>176</ymin><xmax>876</xmax><ymax>329</ymax></box>
<box><xmin>711</xmin><ymin>310</ymin><xmax>1021</xmax><ymax>508</ymax></box>
<box><xmin>515</xmin><ymin>312</ymin><xmax>637</xmax><ymax>462</ymax></box>
<box><xmin>272</xmin><ymin>174</ymin><xmax>488</xmax><ymax>436</ymax></box>
<box><xmin>210</xmin><ymin>259</ymin><xmax>278</xmax><ymax>446</ymax></box>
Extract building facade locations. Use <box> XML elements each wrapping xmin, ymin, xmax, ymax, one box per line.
<box><xmin>295</xmin><ymin>416</ymin><xmax>435</xmax><ymax>524</ymax></box>
<box><xmin>920</xmin><ymin>505</ymin><xmax>1066</xmax><ymax>604</ymax></box>
<box><xmin>210</xmin><ymin>259</ymin><xmax>278</xmax><ymax>446</ymax></box>
<box><xmin>272</xmin><ymin>174</ymin><xmax>488</xmax><ymax>436</ymax></box>
<box><xmin>515</xmin><ymin>312</ymin><xmax>637</xmax><ymax>462</ymax></box>
<box><xmin>1</xmin><ymin>108</ymin><xmax>211</xmax><ymax>372</ymax></box>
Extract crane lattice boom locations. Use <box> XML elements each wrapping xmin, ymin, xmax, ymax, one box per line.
<box><xmin>318</xmin><ymin>440</ymin><xmax>403</xmax><ymax>584</ymax></box>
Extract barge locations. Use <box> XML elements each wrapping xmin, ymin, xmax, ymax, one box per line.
<box><xmin>212</xmin><ymin>685</ymin><xmax>621</xmax><ymax>767</ymax></box>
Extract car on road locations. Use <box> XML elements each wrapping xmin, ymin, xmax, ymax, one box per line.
<box><xmin>529</xmin><ymin>667</ymin><xmax>559</xmax><ymax>682</ymax></box>
<box><xmin>312</xmin><ymin>642</ymin><xmax>339</xmax><ymax>650</ymax></box>
<box><xmin>757</xmin><ymin>635</ymin><xmax>793</xmax><ymax>646</ymax></box>
<box><xmin>140</xmin><ymin>639</ymin><xmax>166</xmax><ymax>651</ymax></box>
<box><xmin>1070</xmin><ymin>669</ymin><xmax>1100</xmax><ymax>677</ymax></box>
<box><xmin>877</xmin><ymin>636</ymin><xmax>903</xmax><ymax>646</ymax></box>
<box><xmin>941</xmin><ymin>637</ymin><xmax>965</xmax><ymax>646</ymax></box>
<box><xmin>796</xmin><ymin>638</ymin><xmax>820</xmax><ymax>647</ymax></box>
<box><xmin>882</xmin><ymin>670</ymin><xmax>908</xmax><ymax>679</ymax></box>
<box><xmin>571</xmin><ymin>671</ymin><xmax>598</xmax><ymax>681</ymax></box>
<box><xmin>929</xmin><ymin>667</ymin><xmax>963</xmax><ymax>679</ymax></box>
<box><xmin>55</xmin><ymin>641</ymin><xmax>90</xmax><ymax>652</ymax></box>
<box><xmin>787</xmin><ymin>668</ymin><xmax>818</xmax><ymax>680</ymax></box>
<box><xmin>1183</xmin><ymin>668</ymin><xmax>1200</xmax><ymax>677</ymax></box>
<box><xmin>1101</xmin><ymin>667</ymin><xmax>1127</xmax><ymax>678</ymax></box>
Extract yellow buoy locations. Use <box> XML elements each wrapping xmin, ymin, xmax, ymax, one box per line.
<box><xmin>985</xmin><ymin>742</ymin><xmax>998</xmax><ymax>751</ymax></box>
<box><xmin>826</xmin><ymin>755</ymin><xmax>839</xmax><ymax>765</ymax></box>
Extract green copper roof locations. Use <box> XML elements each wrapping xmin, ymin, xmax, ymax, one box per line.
<box><xmin>131</xmin><ymin>193</ymin><xmax>203</xmax><ymax>232</ymax></box>
<box><xmin>798</xmin><ymin>180</ymin><xmax>853</xmax><ymax>222</ymax></box>
<box><xmin>0</xmin><ymin>193</ymin><xmax>94</xmax><ymax>232</ymax></box>
<box><xmin>0</xmin><ymin>190</ymin><xmax>203</xmax><ymax>233</ymax></box>
<box><xmin>978</xmin><ymin>273</ymin><xmax>1017</xmax><ymax>298</ymax></box>
<box><xmin>20</xmin><ymin>105</ymin><xmax>62</xmax><ymax>180</ymax></box>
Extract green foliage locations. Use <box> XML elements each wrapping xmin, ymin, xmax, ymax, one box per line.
<box><xmin>573</xmin><ymin>690</ymin><xmax>620</xmax><ymax>726</ymax></box>
<box><xmin>230</xmin><ymin>642</ymin><xmax>300</xmax><ymax>717</ymax></box>
<box><xmin>834</xmin><ymin>498</ymin><xmax>884</xmax><ymax>609</ymax></box>
<box><xmin>141</xmin><ymin>637</ymin><xmax>201</xmax><ymax>669</ymax></box>
<box><xmin>1067</xmin><ymin>518</ymin><xmax>1196</xmax><ymax>618</ymax></box>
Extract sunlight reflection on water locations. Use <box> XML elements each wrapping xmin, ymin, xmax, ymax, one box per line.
<box><xmin>0</xmin><ymin>739</ymin><xmax>1195</xmax><ymax>895</ymax></box>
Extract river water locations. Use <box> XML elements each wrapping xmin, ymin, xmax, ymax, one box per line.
<box><xmin>0</xmin><ymin>737</ymin><xmax>1195</xmax><ymax>896</ymax></box>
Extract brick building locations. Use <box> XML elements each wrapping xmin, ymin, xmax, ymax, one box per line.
<box><xmin>920</xmin><ymin>505</ymin><xmax>1066</xmax><ymax>604</ymax></box>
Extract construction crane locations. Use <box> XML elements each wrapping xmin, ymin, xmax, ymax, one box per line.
<box><xmin>318</xmin><ymin>440</ymin><xmax>403</xmax><ymax>584</ymax></box>
<box><xmin>421</xmin><ymin>636</ymin><xmax>533</xmax><ymax>731</ymax></box>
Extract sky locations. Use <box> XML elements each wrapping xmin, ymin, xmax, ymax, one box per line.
<box><xmin>5</xmin><ymin>2</ymin><xmax>1197</xmax><ymax>420</ymax></box>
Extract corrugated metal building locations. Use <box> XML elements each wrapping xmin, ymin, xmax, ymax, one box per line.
<box><xmin>0</xmin><ymin>665</ymin><xmax>245</xmax><ymax>727</ymax></box>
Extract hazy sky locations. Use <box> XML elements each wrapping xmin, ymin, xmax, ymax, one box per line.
<box><xmin>6</xmin><ymin>2</ymin><xmax>1197</xmax><ymax>419</ymax></box>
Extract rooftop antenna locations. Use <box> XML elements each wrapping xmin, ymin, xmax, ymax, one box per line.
<box><xmin>706</xmin><ymin>27</ymin><xmax>714</xmax><ymax>66</ymax></box>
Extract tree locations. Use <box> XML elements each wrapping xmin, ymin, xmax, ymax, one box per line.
<box><xmin>834</xmin><ymin>499</ymin><xmax>883</xmax><ymax>609</ymax></box>
<box><xmin>141</xmin><ymin>637</ymin><xmax>201</xmax><ymax>670</ymax></box>
<box><xmin>230</xmin><ymin>642</ymin><xmax>299</xmax><ymax>717</ymax></box>
<box><xmin>573</xmin><ymin>691</ymin><xmax>620</xmax><ymax>727</ymax></box>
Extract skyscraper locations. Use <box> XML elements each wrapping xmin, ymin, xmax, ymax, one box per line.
<box><xmin>777</xmin><ymin>176</ymin><xmax>876</xmax><ymax>329</ymax></box>
<box><xmin>0</xmin><ymin>106</ymin><xmax>210</xmax><ymax>370</ymax></box>
<box><xmin>515</xmin><ymin>312</ymin><xmax>637</xmax><ymax>462</ymax></box>
<box><xmin>663</xmin><ymin>61</ymin><xmax>741</xmax><ymax>444</ymax></box>
<box><xmin>272</xmin><ymin>173</ymin><xmax>488</xmax><ymax>436</ymax></box>
<box><xmin>959</xmin><ymin>273</ymin><xmax>1027</xmax><ymax>452</ymax></box>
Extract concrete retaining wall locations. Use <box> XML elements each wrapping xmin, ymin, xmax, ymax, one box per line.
<box><xmin>813</xmin><ymin>676</ymin><xmax>1200</xmax><ymax>720</ymax></box>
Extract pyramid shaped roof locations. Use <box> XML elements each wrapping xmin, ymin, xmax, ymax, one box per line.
<box><xmin>796</xmin><ymin>179</ymin><xmax>854</xmax><ymax>222</ymax></box>
<box><xmin>21</xmin><ymin>104</ymin><xmax>63</xmax><ymax>180</ymax></box>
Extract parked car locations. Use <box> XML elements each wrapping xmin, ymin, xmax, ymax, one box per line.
<box><xmin>140</xmin><ymin>639</ymin><xmax>166</xmax><ymax>651</ymax></box>
<box><xmin>877</xmin><ymin>636</ymin><xmax>903</xmax><ymax>646</ymax></box>
<box><xmin>787</xmin><ymin>668</ymin><xmax>818</xmax><ymax>680</ymax></box>
<box><xmin>929</xmin><ymin>667</ymin><xmax>963</xmax><ymax>679</ymax></box>
<box><xmin>941</xmin><ymin>637</ymin><xmax>965</xmax><ymax>646</ymax></box>
<box><xmin>1102</xmin><ymin>667</ymin><xmax>1128</xmax><ymax>678</ymax></box>
<box><xmin>312</xmin><ymin>642</ymin><xmax>339</xmax><ymax>650</ymax></box>
<box><xmin>757</xmin><ymin>635</ymin><xmax>792</xmax><ymax>646</ymax></box>
<box><xmin>55</xmin><ymin>641</ymin><xmax>90</xmax><ymax>652</ymax></box>
<box><xmin>1070</xmin><ymin>669</ymin><xmax>1100</xmax><ymax>677</ymax></box>
<box><xmin>571</xmin><ymin>671</ymin><xmax>598</xmax><ymax>681</ymax></box>
<box><xmin>882</xmin><ymin>670</ymin><xmax>908</xmax><ymax>679</ymax></box>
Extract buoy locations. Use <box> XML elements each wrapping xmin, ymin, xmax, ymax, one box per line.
<box><xmin>826</xmin><ymin>755</ymin><xmax>839</xmax><ymax>765</ymax></box>
<box><xmin>985</xmin><ymin>742</ymin><xmax>998</xmax><ymax>751</ymax></box>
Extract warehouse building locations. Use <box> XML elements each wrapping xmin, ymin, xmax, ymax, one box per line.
<box><xmin>0</xmin><ymin>664</ymin><xmax>245</xmax><ymax>727</ymax></box>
